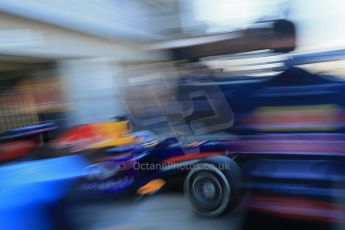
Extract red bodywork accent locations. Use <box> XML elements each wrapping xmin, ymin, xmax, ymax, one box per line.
<box><xmin>52</xmin><ymin>124</ymin><xmax>98</xmax><ymax>149</ymax></box>
<box><xmin>0</xmin><ymin>140</ymin><xmax>37</xmax><ymax>161</ymax></box>
<box><xmin>163</xmin><ymin>151</ymin><xmax>224</xmax><ymax>164</ymax></box>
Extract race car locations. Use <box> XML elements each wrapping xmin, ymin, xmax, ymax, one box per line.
<box><xmin>5</xmin><ymin>67</ymin><xmax>345</xmax><ymax>223</ymax></box>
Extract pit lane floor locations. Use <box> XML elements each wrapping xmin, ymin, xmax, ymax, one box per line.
<box><xmin>67</xmin><ymin>192</ymin><xmax>244</xmax><ymax>230</ymax></box>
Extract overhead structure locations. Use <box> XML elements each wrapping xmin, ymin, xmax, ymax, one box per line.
<box><xmin>148</xmin><ymin>19</ymin><xmax>296</xmax><ymax>61</ymax></box>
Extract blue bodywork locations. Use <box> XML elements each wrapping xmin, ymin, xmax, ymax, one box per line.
<box><xmin>0</xmin><ymin>155</ymin><xmax>88</xmax><ymax>230</ymax></box>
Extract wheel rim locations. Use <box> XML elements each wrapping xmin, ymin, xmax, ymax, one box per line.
<box><xmin>195</xmin><ymin>179</ymin><xmax>216</xmax><ymax>200</ymax></box>
<box><xmin>185</xmin><ymin>163</ymin><xmax>232</xmax><ymax>216</ymax></box>
<box><xmin>191</xmin><ymin>172</ymin><xmax>223</xmax><ymax>210</ymax></box>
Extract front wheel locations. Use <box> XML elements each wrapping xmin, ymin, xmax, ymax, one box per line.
<box><xmin>184</xmin><ymin>156</ymin><xmax>243</xmax><ymax>217</ymax></box>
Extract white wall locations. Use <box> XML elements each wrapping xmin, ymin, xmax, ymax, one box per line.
<box><xmin>0</xmin><ymin>0</ymin><xmax>165</xmax><ymax>41</ymax></box>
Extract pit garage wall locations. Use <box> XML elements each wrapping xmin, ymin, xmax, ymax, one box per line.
<box><xmin>0</xmin><ymin>12</ymin><xmax>169</xmax><ymax>127</ymax></box>
<box><xmin>58</xmin><ymin>59</ymin><xmax>125</xmax><ymax>126</ymax></box>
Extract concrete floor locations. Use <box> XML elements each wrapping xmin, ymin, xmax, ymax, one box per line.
<box><xmin>68</xmin><ymin>192</ymin><xmax>244</xmax><ymax>230</ymax></box>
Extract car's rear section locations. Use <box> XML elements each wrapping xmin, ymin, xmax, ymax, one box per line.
<box><xmin>184</xmin><ymin>68</ymin><xmax>345</xmax><ymax>221</ymax></box>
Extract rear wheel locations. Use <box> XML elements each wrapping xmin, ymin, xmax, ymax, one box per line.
<box><xmin>185</xmin><ymin>156</ymin><xmax>243</xmax><ymax>217</ymax></box>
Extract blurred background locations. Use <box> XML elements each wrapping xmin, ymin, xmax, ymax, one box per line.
<box><xmin>0</xmin><ymin>0</ymin><xmax>344</xmax><ymax>134</ymax></box>
<box><xmin>1</xmin><ymin>0</ymin><xmax>345</xmax><ymax>229</ymax></box>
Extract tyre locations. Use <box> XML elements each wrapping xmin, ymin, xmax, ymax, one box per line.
<box><xmin>184</xmin><ymin>156</ymin><xmax>244</xmax><ymax>217</ymax></box>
